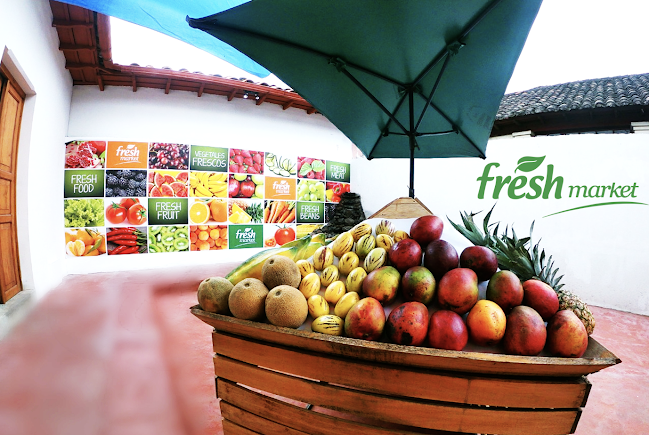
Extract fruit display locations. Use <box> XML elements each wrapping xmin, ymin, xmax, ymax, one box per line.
<box><xmin>264</xmin><ymin>200</ymin><xmax>296</xmax><ymax>223</ymax></box>
<box><xmin>106</xmin><ymin>227</ymin><xmax>148</xmax><ymax>255</ymax></box>
<box><xmin>228</xmin><ymin>199</ymin><xmax>263</xmax><ymax>224</ymax></box>
<box><xmin>297</xmin><ymin>179</ymin><xmax>325</xmax><ymax>202</ymax></box>
<box><xmin>65</xmin><ymin>228</ymin><xmax>106</xmax><ymax>257</ymax></box>
<box><xmin>106</xmin><ymin>170</ymin><xmax>148</xmax><ymax>198</ymax></box>
<box><xmin>65</xmin><ymin>140</ymin><xmax>106</xmax><ymax>168</ymax></box>
<box><xmin>147</xmin><ymin>171</ymin><xmax>188</xmax><ymax>197</ymax></box>
<box><xmin>189</xmin><ymin>225</ymin><xmax>227</xmax><ymax>251</ymax></box>
<box><xmin>204</xmin><ymin>213</ymin><xmax>596</xmax><ymax>359</ymax></box>
<box><xmin>229</xmin><ymin>173</ymin><xmax>264</xmax><ymax>199</ymax></box>
<box><xmin>190</xmin><ymin>172</ymin><xmax>227</xmax><ymax>198</ymax></box>
<box><xmin>449</xmin><ymin>206</ymin><xmax>595</xmax><ymax>334</ymax></box>
<box><xmin>265</xmin><ymin>153</ymin><xmax>297</xmax><ymax>177</ymax></box>
<box><xmin>148</xmin><ymin>142</ymin><xmax>189</xmax><ymax>170</ymax></box>
<box><xmin>148</xmin><ymin>225</ymin><xmax>189</xmax><ymax>253</ymax></box>
<box><xmin>229</xmin><ymin>148</ymin><xmax>264</xmax><ymax>174</ymax></box>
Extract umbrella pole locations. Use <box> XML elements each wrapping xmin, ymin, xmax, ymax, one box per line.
<box><xmin>408</xmin><ymin>90</ymin><xmax>415</xmax><ymax>198</ymax></box>
<box><xmin>409</xmin><ymin>138</ymin><xmax>415</xmax><ymax>198</ymax></box>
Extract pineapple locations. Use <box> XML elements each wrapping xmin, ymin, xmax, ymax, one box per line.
<box><xmin>449</xmin><ymin>207</ymin><xmax>595</xmax><ymax>334</ymax></box>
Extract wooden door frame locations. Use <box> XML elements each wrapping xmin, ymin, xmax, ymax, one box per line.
<box><xmin>0</xmin><ymin>62</ymin><xmax>25</xmax><ymax>303</ymax></box>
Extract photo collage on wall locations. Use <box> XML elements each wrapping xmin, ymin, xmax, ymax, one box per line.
<box><xmin>63</xmin><ymin>140</ymin><xmax>351</xmax><ymax>256</ymax></box>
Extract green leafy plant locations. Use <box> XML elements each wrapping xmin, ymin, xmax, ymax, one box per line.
<box><xmin>64</xmin><ymin>199</ymin><xmax>104</xmax><ymax>227</ymax></box>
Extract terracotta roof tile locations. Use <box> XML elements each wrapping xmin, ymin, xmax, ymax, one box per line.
<box><xmin>497</xmin><ymin>73</ymin><xmax>649</xmax><ymax>120</ymax></box>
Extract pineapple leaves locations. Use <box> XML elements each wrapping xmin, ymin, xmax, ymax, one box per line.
<box><xmin>453</xmin><ymin>205</ymin><xmax>564</xmax><ymax>290</ymax></box>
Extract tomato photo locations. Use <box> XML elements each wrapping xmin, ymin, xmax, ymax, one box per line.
<box><xmin>126</xmin><ymin>204</ymin><xmax>147</xmax><ymax>226</ymax></box>
<box><xmin>106</xmin><ymin>203</ymin><xmax>127</xmax><ymax>224</ymax></box>
<box><xmin>274</xmin><ymin>226</ymin><xmax>296</xmax><ymax>245</ymax></box>
<box><xmin>120</xmin><ymin>197</ymin><xmax>139</xmax><ymax>210</ymax></box>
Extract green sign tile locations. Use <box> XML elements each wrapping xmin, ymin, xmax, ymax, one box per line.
<box><xmin>64</xmin><ymin>169</ymin><xmax>105</xmax><ymax>198</ymax></box>
<box><xmin>296</xmin><ymin>201</ymin><xmax>325</xmax><ymax>223</ymax></box>
<box><xmin>229</xmin><ymin>224</ymin><xmax>263</xmax><ymax>249</ymax></box>
<box><xmin>326</xmin><ymin>161</ymin><xmax>351</xmax><ymax>183</ymax></box>
<box><xmin>190</xmin><ymin>146</ymin><xmax>229</xmax><ymax>172</ymax></box>
<box><xmin>147</xmin><ymin>198</ymin><xmax>188</xmax><ymax>225</ymax></box>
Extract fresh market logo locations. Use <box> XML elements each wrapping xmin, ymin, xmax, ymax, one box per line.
<box><xmin>228</xmin><ymin>225</ymin><xmax>262</xmax><ymax>249</ymax></box>
<box><xmin>273</xmin><ymin>180</ymin><xmax>291</xmax><ymax>194</ymax></box>
<box><xmin>106</xmin><ymin>141</ymin><xmax>148</xmax><ymax>168</ymax></box>
<box><xmin>477</xmin><ymin>156</ymin><xmax>646</xmax><ymax>217</ymax></box>
<box><xmin>265</xmin><ymin>176</ymin><xmax>296</xmax><ymax>199</ymax></box>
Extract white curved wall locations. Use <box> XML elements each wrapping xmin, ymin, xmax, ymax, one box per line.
<box><xmin>352</xmin><ymin>133</ymin><xmax>649</xmax><ymax>315</ymax></box>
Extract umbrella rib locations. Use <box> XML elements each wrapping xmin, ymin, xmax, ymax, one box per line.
<box><xmin>338</xmin><ymin>67</ymin><xmax>409</xmax><ymax>135</ymax></box>
<box><xmin>414</xmin><ymin>51</ymin><xmax>452</xmax><ymax>131</ymax></box>
<box><xmin>423</xmin><ymin>98</ymin><xmax>486</xmax><ymax>158</ymax></box>
<box><xmin>411</xmin><ymin>0</ymin><xmax>505</xmax><ymax>90</ymax></box>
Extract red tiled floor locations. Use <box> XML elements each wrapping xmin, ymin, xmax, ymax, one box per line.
<box><xmin>0</xmin><ymin>264</ymin><xmax>647</xmax><ymax>435</ymax></box>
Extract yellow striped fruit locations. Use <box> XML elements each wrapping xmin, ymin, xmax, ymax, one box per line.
<box><xmin>364</xmin><ymin>247</ymin><xmax>387</xmax><ymax>273</ymax></box>
<box><xmin>324</xmin><ymin>280</ymin><xmax>346</xmax><ymax>304</ymax></box>
<box><xmin>331</xmin><ymin>231</ymin><xmax>354</xmax><ymax>258</ymax></box>
<box><xmin>307</xmin><ymin>294</ymin><xmax>330</xmax><ymax>318</ymax></box>
<box><xmin>350</xmin><ymin>222</ymin><xmax>373</xmax><ymax>241</ymax></box>
<box><xmin>311</xmin><ymin>315</ymin><xmax>344</xmax><ymax>336</ymax></box>
<box><xmin>346</xmin><ymin>267</ymin><xmax>367</xmax><ymax>293</ymax></box>
<box><xmin>320</xmin><ymin>265</ymin><xmax>340</xmax><ymax>287</ymax></box>
<box><xmin>355</xmin><ymin>234</ymin><xmax>376</xmax><ymax>258</ymax></box>
<box><xmin>312</xmin><ymin>246</ymin><xmax>334</xmax><ymax>271</ymax></box>
<box><xmin>334</xmin><ymin>291</ymin><xmax>360</xmax><ymax>319</ymax></box>
<box><xmin>375</xmin><ymin>219</ymin><xmax>396</xmax><ymax>237</ymax></box>
<box><xmin>375</xmin><ymin>234</ymin><xmax>394</xmax><ymax>251</ymax></box>
<box><xmin>296</xmin><ymin>259</ymin><xmax>315</xmax><ymax>278</ymax></box>
<box><xmin>393</xmin><ymin>230</ymin><xmax>409</xmax><ymax>242</ymax></box>
<box><xmin>299</xmin><ymin>272</ymin><xmax>321</xmax><ymax>298</ymax></box>
<box><xmin>338</xmin><ymin>251</ymin><xmax>360</xmax><ymax>276</ymax></box>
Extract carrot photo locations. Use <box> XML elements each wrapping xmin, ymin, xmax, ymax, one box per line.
<box><xmin>264</xmin><ymin>200</ymin><xmax>295</xmax><ymax>224</ymax></box>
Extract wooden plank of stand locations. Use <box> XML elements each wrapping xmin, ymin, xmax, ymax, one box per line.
<box><xmin>214</xmin><ymin>355</ymin><xmax>580</xmax><ymax>435</ymax></box>
<box><xmin>369</xmin><ymin>197</ymin><xmax>434</xmax><ymax>219</ymax></box>
<box><xmin>221</xmin><ymin>419</ymin><xmax>263</xmax><ymax>435</ymax></box>
<box><xmin>221</xmin><ymin>401</ymin><xmax>309</xmax><ymax>435</ymax></box>
<box><xmin>218</xmin><ymin>379</ymin><xmax>445</xmax><ymax>435</ymax></box>
<box><xmin>213</xmin><ymin>331</ymin><xmax>590</xmax><ymax>409</ymax></box>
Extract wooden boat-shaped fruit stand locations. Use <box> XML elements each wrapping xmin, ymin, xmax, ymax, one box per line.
<box><xmin>191</xmin><ymin>199</ymin><xmax>620</xmax><ymax>434</ymax></box>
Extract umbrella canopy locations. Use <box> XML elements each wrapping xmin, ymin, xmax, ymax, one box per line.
<box><xmin>188</xmin><ymin>0</ymin><xmax>542</xmax><ymax>197</ymax></box>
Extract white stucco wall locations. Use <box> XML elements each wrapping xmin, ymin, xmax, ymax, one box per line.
<box><xmin>1</xmin><ymin>0</ymin><xmax>73</xmax><ymax>298</ymax></box>
<box><xmin>352</xmin><ymin>132</ymin><xmax>649</xmax><ymax>315</ymax></box>
<box><xmin>66</xmin><ymin>85</ymin><xmax>353</xmax><ymax>275</ymax></box>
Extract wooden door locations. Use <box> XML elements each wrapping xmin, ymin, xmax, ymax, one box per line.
<box><xmin>0</xmin><ymin>64</ymin><xmax>24</xmax><ymax>303</ymax></box>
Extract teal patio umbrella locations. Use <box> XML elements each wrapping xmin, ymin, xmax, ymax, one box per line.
<box><xmin>188</xmin><ymin>0</ymin><xmax>543</xmax><ymax>197</ymax></box>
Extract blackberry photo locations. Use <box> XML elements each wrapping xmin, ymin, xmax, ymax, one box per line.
<box><xmin>105</xmin><ymin>169</ymin><xmax>148</xmax><ymax>197</ymax></box>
